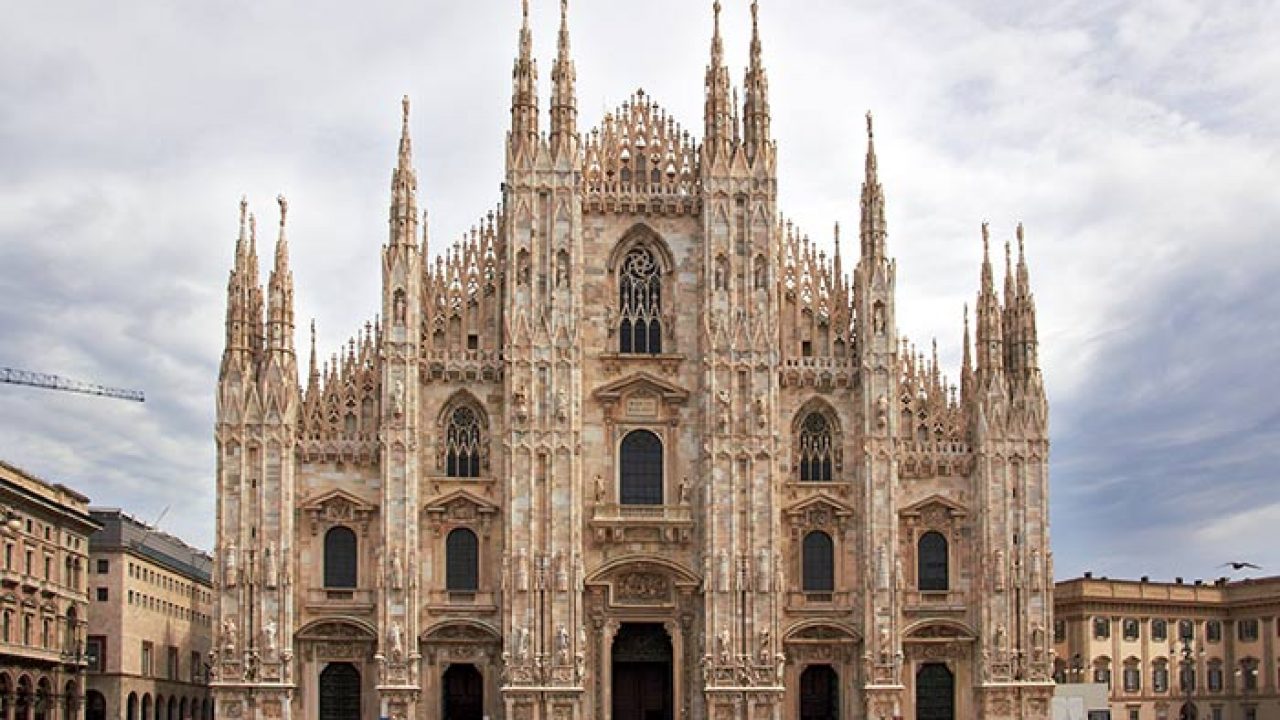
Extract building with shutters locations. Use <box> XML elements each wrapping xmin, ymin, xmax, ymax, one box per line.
<box><xmin>209</xmin><ymin>2</ymin><xmax>1053</xmax><ymax>719</ymax></box>
<box><xmin>0</xmin><ymin>460</ymin><xmax>98</xmax><ymax>720</ymax></box>
<box><xmin>82</xmin><ymin>509</ymin><xmax>214</xmax><ymax>720</ymax></box>
<box><xmin>1054</xmin><ymin>574</ymin><xmax>1280</xmax><ymax>720</ymax></box>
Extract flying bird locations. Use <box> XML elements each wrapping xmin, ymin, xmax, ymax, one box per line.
<box><xmin>1218</xmin><ymin>562</ymin><xmax>1261</xmax><ymax>570</ymax></box>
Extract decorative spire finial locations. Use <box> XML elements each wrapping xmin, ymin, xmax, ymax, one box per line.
<box><xmin>277</xmin><ymin>194</ymin><xmax>288</xmax><ymax>227</ymax></box>
<box><xmin>866</xmin><ymin>111</ymin><xmax>874</xmax><ymax>140</ymax></box>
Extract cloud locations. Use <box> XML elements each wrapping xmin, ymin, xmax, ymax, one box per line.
<box><xmin>1</xmin><ymin>0</ymin><xmax>1278</xmax><ymax>577</ymax></box>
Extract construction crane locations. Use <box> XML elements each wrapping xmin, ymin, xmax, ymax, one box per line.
<box><xmin>1</xmin><ymin>367</ymin><xmax>145</xmax><ymax>403</ymax></box>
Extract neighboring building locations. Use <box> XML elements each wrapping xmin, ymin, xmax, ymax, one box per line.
<box><xmin>210</xmin><ymin>3</ymin><xmax>1053</xmax><ymax>720</ymax></box>
<box><xmin>0</xmin><ymin>460</ymin><xmax>98</xmax><ymax>720</ymax></box>
<box><xmin>1052</xmin><ymin>683</ymin><xmax>1110</xmax><ymax>720</ymax></box>
<box><xmin>1054</xmin><ymin>574</ymin><xmax>1280</xmax><ymax>720</ymax></box>
<box><xmin>84</xmin><ymin>509</ymin><xmax>214</xmax><ymax>720</ymax></box>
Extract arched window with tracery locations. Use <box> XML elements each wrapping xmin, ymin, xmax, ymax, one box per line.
<box><xmin>618</xmin><ymin>246</ymin><xmax>662</xmax><ymax>354</ymax></box>
<box><xmin>802</xmin><ymin>531</ymin><xmax>834</xmax><ymax>593</ymax></box>
<box><xmin>797</xmin><ymin>412</ymin><xmax>834</xmax><ymax>482</ymax></box>
<box><xmin>918</xmin><ymin>531</ymin><xmax>949</xmax><ymax>591</ymax></box>
<box><xmin>619</xmin><ymin>430</ymin><xmax>663</xmax><ymax>505</ymax></box>
<box><xmin>446</xmin><ymin>528</ymin><xmax>479</xmax><ymax>593</ymax></box>
<box><xmin>323</xmin><ymin>526</ymin><xmax>357</xmax><ymax>589</ymax></box>
<box><xmin>445</xmin><ymin>405</ymin><xmax>484</xmax><ymax>478</ymax></box>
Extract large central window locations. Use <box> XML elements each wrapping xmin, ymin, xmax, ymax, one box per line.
<box><xmin>618</xmin><ymin>247</ymin><xmax>662</xmax><ymax>354</ymax></box>
<box><xmin>619</xmin><ymin>430</ymin><xmax>663</xmax><ymax>505</ymax></box>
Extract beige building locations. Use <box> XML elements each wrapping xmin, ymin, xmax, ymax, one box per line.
<box><xmin>211</xmin><ymin>3</ymin><xmax>1053</xmax><ymax>720</ymax></box>
<box><xmin>1054</xmin><ymin>574</ymin><xmax>1280</xmax><ymax>720</ymax></box>
<box><xmin>0</xmin><ymin>460</ymin><xmax>98</xmax><ymax>720</ymax></box>
<box><xmin>83</xmin><ymin>509</ymin><xmax>214</xmax><ymax>720</ymax></box>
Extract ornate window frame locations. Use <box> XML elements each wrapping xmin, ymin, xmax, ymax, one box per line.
<box><xmin>605</xmin><ymin>225</ymin><xmax>676</xmax><ymax>355</ymax></box>
<box><xmin>436</xmin><ymin>393</ymin><xmax>490</xmax><ymax>478</ymax></box>
<box><xmin>791</xmin><ymin>399</ymin><xmax>843</xmax><ymax>484</ymax></box>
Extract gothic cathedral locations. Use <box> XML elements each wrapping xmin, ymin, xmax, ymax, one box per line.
<box><xmin>210</xmin><ymin>2</ymin><xmax>1053</xmax><ymax>719</ymax></box>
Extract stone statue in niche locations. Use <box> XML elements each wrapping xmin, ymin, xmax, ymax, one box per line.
<box><xmin>994</xmin><ymin>625</ymin><xmax>1007</xmax><ymax>657</ymax></box>
<box><xmin>755</xmin><ymin>549</ymin><xmax>771</xmax><ymax>593</ymax></box>
<box><xmin>262</xmin><ymin>620</ymin><xmax>278</xmax><ymax>654</ymax></box>
<box><xmin>716</xmin><ymin>389</ymin><xmax>731</xmax><ymax>433</ymax></box>
<box><xmin>754</xmin><ymin>394</ymin><xmax>767</xmax><ymax>428</ymax></box>
<box><xmin>221</xmin><ymin>618</ymin><xmax>238</xmax><ymax>653</ymax></box>
<box><xmin>757</xmin><ymin>629</ymin><xmax>771</xmax><ymax>664</ymax></box>
<box><xmin>593</xmin><ymin>474</ymin><xmax>605</xmax><ymax>504</ymax></box>
<box><xmin>995</xmin><ymin>550</ymin><xmax>1006</xmax><ymax>592</ymax></box>
<box><xmin>873</xmin><ymin>302</ymin><xmax>886</xmax><ymax>335</ymax></box>
<box><xmin>555</xmin><ymin>389</ymin><xmax>568</xmax><ymax>421</ymax></box>
<box><xmin>516</xmin><ymin>549</ymin><xmax>529</xmax><ymax>592</ymax></box>
<box><xmin>556</xmin><ymin>625</ymin><xmax>570</xmax><ymax>664</ymax></box>
<box><xmin>554</xmin><ymin>551</ymin><xmax>568</xmax><ymax>592</ymax></box>
<box><xmin>393</xmin><ymin>289</ymin><xmax>406</xmax><ymax>326</ymax></box>
<box><xmin>714</xmin><ymin>256</ymin><xmax>727</xmax><ymax>291</ymax></box>
<box><xmin>775</xmin><ymin>652</ymin><xmax>786</xmax><ymax>683</ymax></box>
<box><xmin>514</xmin><ymin>384</ymin><xmax>529</xmax><ymax>422</ymax></box>
<box><xmin>876</xmin><ymin>394</ymin><xmax>888</xmax><ymax>429</ymax></box>
<box><xmin>717</xmin><ymin>629</ymin><xmax>731</xmax><ymax>665</ymax></box>
<box><xmin>876</xmin><ymin>545</ymin><xmax>889</xmax><ymax>591</ymax></box>
<box><xmin>678</xmin><ymin>477</ymin><xmax>690</xmax><ymax>505</ymax></box>
<box><xmin>390</xmin><ymin>549</ymin><xmax>404</xmax><ymax>591</ymax></box>
<box><xmin>263</xmin><ymin>543</ymin><xmax>278</xmax><ymax>589</ymax></box>
<box><xmin>389</xmin><ymin>622</ymin><xmax>405</xmax><ymax>661</ymax></box>
<box><xmin>223</xmin><ymin>542</ymin><xmax>238</xmax><ymax>587</ymax></box>
<box><xmin>392</xmin><ymin>380</ymin><xmax>405</xmax><ymax>418</ymax></box>
<box><xmin>516</xmin><ymin>627</ymin><xmax>531</xmax><ymax>662</ymax></box>
<box><xmin>555</xmin><ymin>253</ymin><xmax>570</xmax><ymax>288</ymax></box>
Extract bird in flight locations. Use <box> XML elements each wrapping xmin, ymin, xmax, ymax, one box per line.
<box><xmin>1218</xmin><ymin>562</ymin><xmax>1261</xmax><ymax>570</ymax></box>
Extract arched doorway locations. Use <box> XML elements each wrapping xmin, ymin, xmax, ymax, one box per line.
<box><xmin>86</xmin><ymin>690</ymin><xmax>107</xmax><ymax>720</ymax></box>
<box><xmin>126</xmin><ymin>693</ymin><xmax>138</xmax><ymax>720</ymax></box>
<box><xmin>916</xmin><ymin>663</ymin><xmax>954</xmax><ymax>720</ymax></box>
<box><xmin>799</xmin><ymin>665</ymin><xmax>839</xmax><ymax>720</ymax></box>
<box><xmin>1180</xmin><ymin>703</ymin><xmax>1198</xmax><ymax>720</ymax></box>
<box><xmin>611</xmin><ymin>623</ymin><xmax>672</xmax><ymax>720</ymax></box>
<box><xmin>141</xmin><ymin>694</ymin><xmax>152</xmax><ymax>720</ymax></box>
<box><xmin>442</xmin><ymin>664</ymin><xmax>483</xmax><ymax>720</ymax></box>
<box><xmin>319</xmin><ymin>663</ymin><xmax>361</xmax><ymax>720</ymax></box>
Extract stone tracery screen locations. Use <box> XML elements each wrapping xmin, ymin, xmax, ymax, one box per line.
<box><xmin>618</xmin><ymin>247</ymin><xmax>662</xmax><ymax>354</ymax></box>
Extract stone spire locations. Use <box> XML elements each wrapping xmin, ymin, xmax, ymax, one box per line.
<box><xmin>266</xmin><ymin>195</ymin><xmax>295</xmax><ymax>354</ymax></box>
<box><xmin>961</xmin><ymin>303</ymin><xmax>974</xmax><ymax>402</ymax></box>
<box><xmin>703</xmin><ymin>0</ymin><xmax>734</xmax><ymax>162</ymax></box>
<box><xmin>742</xmin><ymin>0</ymin><xmax>771</xmax><ymax>161</ymax></box>
<box><xmin>549</xmin><ymin>0</ymin><xmax>578</xmax><ymax>156</ymax></box>
<box><xmin>975</xmin><ymin>222</ymin><xmax>1004</xmax><ymax>381</ymax></box>
<box><xmin>246</xmin><ymin>211</ymin><xmax>264</xmax><ymax>358</ymax></box>
<box><xmin>390</xmin><ymin>96</ymin><xmax>419</xmax><ymax>248</ymax></box>
<box><xmin>860</xmin><ymin>112</ymin><xmax>888</xmax><ymax>262</ymax></box>
<box><xmin>306</xmin><ymin>319</ymin><xmax>319</xmax><ymax>395</ymax></box>
<box><xmin>510</xmin><ymin>0</ymin><xmax>540</xmax><ymax>149</ymax></box>
<box><xmin>223</xmin><ymin>197</ymin><xmax>253</xmax><ymax>356</ymax></box>
<box><xmin>1015</xmin><ymin>223</ymin><xmax>1040</xmax><ymax>373</ymax></box>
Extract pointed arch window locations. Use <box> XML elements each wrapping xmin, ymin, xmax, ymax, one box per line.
<box><xmin>323</xmin><ymin>526</ymin><xmax>357</xmax><ymax>589</ymax></box>
<box><xmin>802</xmin><ymin>531</ymin><xmax>835</xmax><ymax>593</ymax></box>
<box><xmin>619</xmin><ymin>430</ymin><xmax>663</xmax><ymax>505</ymax></box>
<box><xmin>619</xmin><ymin>247</ymin><xmax>662</xmax><ymax>354</ymax></box>
<box><xmin>798</xmin><ymin>412</ymin><xmax>834</xmax><ymax>482</ymax></box>
<box><xmin>446</xmin><ymin>406</ymin><xmax>483</xmax><ymax>478</ymax></box>
<box><xmin>446</xmin><ymin>529</ymin><xmax>479</xmax><ymax>593</ymax></box>
<box><xmin>917</xmin><ymin>531</ymin><xmax>949</xmax><ymax>592</ymax></box>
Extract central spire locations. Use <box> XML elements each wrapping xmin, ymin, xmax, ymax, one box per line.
<box><xmin>390</xmin><ymin>96</ymin><xmax>419</xmax><ymax>248</ymax></box>
<box><xmin>859</xmin><ymin>112</ymin><xmax>887</xmax><ymax>262</ymax></box>
<box><xmin>550</xmin><ymin>0</ymin><xmax>578</xmax><ymax>155</ymax></box>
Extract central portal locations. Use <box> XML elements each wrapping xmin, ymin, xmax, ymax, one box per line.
<box><xmin>612</xmin><ymin>623</ymin><xmax>673</xmax><ymax>720</ymax></box>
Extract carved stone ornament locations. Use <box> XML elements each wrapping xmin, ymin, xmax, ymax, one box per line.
<box><xmin>301</xmin><ymin>490</ymin><xmax>376</xmax><ymax>536</ymax></box>
<box><xmin>614</xmin><ymin>572</ymin><xmax>671</xmax><ymax>603</ymax></box>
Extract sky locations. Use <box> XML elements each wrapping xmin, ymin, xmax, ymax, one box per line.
<box><xmin>1</xmin><ymin>0</ymin><xmax>1278</xmax><ymax>583</ymax></box>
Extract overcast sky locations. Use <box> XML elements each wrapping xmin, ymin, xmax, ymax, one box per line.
<box><xmin>2</xmin><ymin>0</ymin><xmax>1278</xmax><ymax>582</ymax></box>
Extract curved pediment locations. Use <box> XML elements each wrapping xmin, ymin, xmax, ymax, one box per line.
<box><xmin>422</xmin><ymin>488</ymin><xmax>499</xmax><ymax>516</ymax></box>
<box><xmin>296</xmin><ymin>617</ymin><xmax>377</xmax><ymax>641</ymax></box>
<box><xmin>903</xmin><ymin>619</ymin><xmax>976</xmax><ymax>641</ymax></box>
<box><xmin>593</xmin><ymin>371</ymin><xmax>690</xmax><ymax>404</ymax></box>
<box><xmin>899</xmin><ymin>493</ymin><xmax>968</xmax><ymax>520</ymax></box>
<box><xmin>299</xmin><ymin>489</ymin><xmax>378</xmax><ymax>535</ymax></box>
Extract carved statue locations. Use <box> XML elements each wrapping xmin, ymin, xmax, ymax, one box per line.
<box><xmin>264</xmin><ymin>543</ymin><xmax>278</xmax><ymax>589</ymax></box>
<box><xmin>717</xmin><ymin>551</ymin><xmax>730</xmax><ymax>593</ymax></box>
<box><xmin>717</xmin><ymin>629</ymin><xmax>731</xmax><ymax>665</ymax></box>
<box><xmin>554</xmin><ymin>551</ymin><xmax>568</xmax><ymax>592</ymax></box>
<box><xmin>556</xmin><ymin>389</ymin><xmax>568</xmax><ymax>421</ymax></box>
<box><xmin>556</xmin><ymin>253</ymin><xmax>570</xmax><ymax>288</ymax></box>
<box><xmin>556</xmin><ymin>625</ymin><xmax>570</xmax><ymax>664</ymax></box>
<box><xmin>375</xmin><ymin>547</ymin><xmax>385</xmax><ymax>588</ymax></box>
<box><xmin>262</xmin><ymin>620</ymin><xmax>277</xmax><ymax>654</ymax></box>
<box><xmin>775</xmin><ymin>652</ymin><xmax>786</xmax><ymax>684</ymax></box>
<box><xmin>876</xmin><ymin>545</ymin><xmax>889</xmax><ymax>591</ymax></box>
<box><xmin>678</xmin><ymin>477</ymin><xmax>690</xmax><ymax>505</ymax></box>
<box><xmin>516</xmin><ymin>627</ymin><xmax>531</xmax><ymax>662</ymax></box>
<box><xmin>756</xmin><ymin>549</ymin><xmax>771</xmax><ymax>593</ymax></box>
<box><xmin>574</xmin><ymin>651</ymin><xmax>585</xmax><ymax>683</ymax></box>
<box><xmin>389</xmin><ymin>622</ymin><xmax>405</xmax><ymax>661</ymax></box>
<box><xmin>392</xmin><ymin>379</ymin><xmax>405</xmax><ymax>418</ymax></box>
<box><xmin>514</xmin><ymin>384</ymin><xmax>529</xmax><ymax>421</ymax></box>
<box><xmin>875</xmin><ymin>394</ymin><xmax>888</xmax><ymax>429</ymax></box>
<box><xmin>593</xmin><ymin>474</ymin><xmax>605</xmax><ymax>503</ymax></box>
<box><xmin>994</xmin><ymin>625</ymin><xmax>1007</xmax><ymax>655</ymax></box>
<box><xmin>390</xmin><ymin>549</ymin><xmax>404</xmax><ymax>591</ymax></box>
<box><xmin>221</xmin><ymin>618</ymin><xmax>238</xmax><ymax>652</ymax></box>
<box><xmin>873</xmin><ymin>302</ymin><xmax>886</xmax><ymax>334</ymax></box>
<box><xmin>757</xmin><ymin>629</ymin><xmax>771</xmax><ymax>664</ymax></box>
<box><xmin>516</xmin><ymin>549</ymin><xmax>529</xmax><ymax>592</ymax></box>
<box><xmin>393</xmin><ymin>290</ymin><xmax>406</xmax><ymax>326</ymax></box>
<box><xmin>716</xmin><ymin>389</ymin><xmax>731</xmax><ymax>433</ymax></box>
<box><xmin>754</xmin><ymin>394</ymin><xmax>767</xmax><ymax>427</ymax></box>
<box><xmin>223</xmin><ymin>542</ymin><xmax>238</xmax><ymax>587</ymax></box>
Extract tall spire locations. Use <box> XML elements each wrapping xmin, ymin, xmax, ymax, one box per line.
<box><xmin>246</xmin><ymin>211</ymin><xmax>265</xmax><ymax>357</ymax></box>
<box><xmin>266</xmin><ymin>195</ymin><xmax>295</xmax><ymax>354</ymax></box>
<box><xmin>307</xmin><ymin>319</ymin><xmax>319</xmax><ymax>392</ymax></box>
<box><xmin>859</xmin><ymin>112</ymin><xmax>887</xmax><ymax>261</ymax></box>
<box><xmin>510</xmin><ymin>0</ymin><xmax>540</xmax><ymax>149</ymax></box>
<box><xmin>742</xmin><ymin>0</ymin><xmax>771</xmax><ymax>160</ymax></box>
<box><xmin>224</xmin><ymin>197</ymin><xmax>253</xmax><ymax>357</ymax></box>
<box><xmin>703</xmin><ymin>0</ymin><xmax>733</xmax><ymax>162</ymax></box>
<box><xmin>390</xmin><ymin>96</ymin><xmax>419</xmax><ymax>248</ymax></box>
<box><xmin>975</xmin><ymin>222</ymin><xmax>1004</xmax><ymax>380</ymax></box>
<box><xmin>549</xmin><ymin>0</ymin><xmax>578</xmax><ymax>154</ymax></box>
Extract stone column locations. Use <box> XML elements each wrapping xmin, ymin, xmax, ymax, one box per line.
<box><xmin>599</xmin><ymin>621</ymin><xmax>619</xmax><ymax>720</ymax></box>
<box><xmin>663</xmin><ymin>621</ymin><xmax>683</xmax><ymax>720</ymax></box>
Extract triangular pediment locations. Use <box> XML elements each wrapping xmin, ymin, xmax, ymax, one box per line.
<box><xmin>593</xmin><ymin>371</ymin><xmax>689</xmax><ymax>404</ymax></box>
<box><xmin>299</xmin><ymin>488</ymin><xmax>376</xmax><ymax>513</ymax></box>
<box><xmin>784</xmin><ymin>492</ymin><xmax>855</xmax><ymax>518</ymax></box>
<box><xmin>899</xmin><ymin>493</ymin><xmax>968</xmax><ymax>519</ymax></box>
<box><xmin>423</xmin><ymin>488</ymin><xmax>499</xmax><ymax>516</ymax></box>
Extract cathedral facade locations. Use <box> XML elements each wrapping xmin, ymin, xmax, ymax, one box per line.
<box><xmin>210</xmin><ymin>3</ymin><xmax>1053</xmax><ymax>720</ymax></box>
